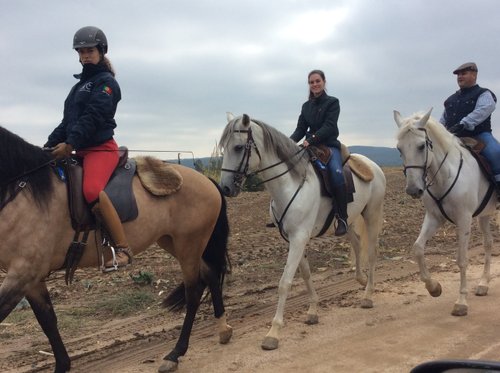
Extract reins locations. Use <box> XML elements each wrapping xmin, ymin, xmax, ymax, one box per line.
<box><xmin>0</xmin><ymin>158</ymin><xmax>55</xmax><ymax>211</ymax></box>
<box><xmin>1</xmin><ymin>159</ymin><xmax>55</xmax><ymax>189</ymax></box>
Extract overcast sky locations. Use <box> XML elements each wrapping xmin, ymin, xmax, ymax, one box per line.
<box><xmin>2</xmin><ymin>0</ymin><xmax>500</xmax><ymax>159</ymax></box>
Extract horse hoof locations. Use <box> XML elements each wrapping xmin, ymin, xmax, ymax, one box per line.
<box><xmin>475</xmin><ymin>285</ymin><xmax>489</xmax><ymax>296</ymax></box>
<box><xmin>158</xmin><ymin>359</ymin><xmax>178</xmax><ymax>373</ymax></box>
<box><xmin>360</xmin><ymin>299</ymin><xmax>373</xmax><ymax>309</ymax></box>
<box><xmin>451</xmin><ymin>304</ymin><xmax>468</xmax><ymax>316</ymax></box>
<box><xmin>219</xmin><ymin>325</ymin><xmax>233</xmax><ymax>344</ymax></box>
<box><xmin>261</xmin><ymin>336</ymin><xmax>279</xmax><ymax>350</ymax></box>
<box><xmin>426</xmin><ymin>282</ymin><xmax>442</xmax><ymax>297</ymax></box>
<box><xmin>305</xmin><ymin>314</ymin><xmax>319</xmax><ymax>325</ymax></box>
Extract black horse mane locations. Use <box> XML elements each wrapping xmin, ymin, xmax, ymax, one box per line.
<box><xmin>0</xmin><ymin>126</ymin><xmax>54</xmax><ymax>208</ymax></box>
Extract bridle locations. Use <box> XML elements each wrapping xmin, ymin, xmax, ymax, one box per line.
<box><xmin>402</xmin><ymin>128</ymin><xmax>434</xmax><ymax>186</ymax></box>
<box><xmin>221</xmin><ymin>125</ymin><xmax>308</xmax><ymax>241</ymax></box>
<box><xmin>221</xmin><ymin>126</ymin><xmax>306</xmax><ymax>190</ymax></box>
<box><xmin>402</xmin><ymin>127</ymin><xmax>469</xmax><ymax>224</ymax></box>
<box><xmin>402</xmin><ymin>128</ymin><xmax>454</xmax><ymax>189</ymax></box>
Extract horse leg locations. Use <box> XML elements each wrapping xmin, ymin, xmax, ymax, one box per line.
<box><xmin>452</xmin><ymin>219</ymin><xmax>472</xmax><ymax>316</ymax></box>
<box><xmin>350</xmin><ymin>214</ymin><xmax>380</xmax><ymax>309</ymax></box>
<box><xmin>25</xmin><ymin>282</ymin><xmax>71</xmax><ymax>373</ymax></box>
<box><xmin>414</xmin><ymin>213</ymin><xmax>443</xmax><ymax>298</ymax></box>
<box><xmin>347</xmin><ymin>220</ymin><xmax>367</xmax><ymax>288</ymax></box>
<box><xmin>159</xmin><ymin>278</ymin><xmax>204</xmax><ymax>373</ymax></box>
<box><xmin>0</xmin><ymin>278</ymin><xmax>26</xmax><ymax>322</ymax></box>
<box><xmin>261</xmin><ymin>235</ymin><xmax>308</xmax><ymax>351</ymax></box>
<box><xmin>476</xmin><ymin>215</ymin><xmax>492</xmax><ymax>296</ymax></box>
<box><xmin>298</xmin><ymin>255</ymin><xmax>319</xmax><ymax>325</ymax></box>
<box><xmin>200</xmin><ymin>261</ymin><xmax>233</xmax><ymax>344</ymax></box>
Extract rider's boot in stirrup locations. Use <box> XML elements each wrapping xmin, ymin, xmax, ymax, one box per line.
<box><xmin>332</xmin><ymin>185</ymin><xmax>348</xmax><ymax>236</ymax></box>
<box><xmin>92</xmin><ymin>191</ymin><xmax>133</xmax><ymax>271</ymax></box>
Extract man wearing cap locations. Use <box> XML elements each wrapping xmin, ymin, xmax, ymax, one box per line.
<box><xmin>440</xmin><ymin>62</ymin><xmax>500</xmax><ymax>194</ymax></box>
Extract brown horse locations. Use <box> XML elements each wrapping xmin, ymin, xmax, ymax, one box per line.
<box><xmin>0</xmin><ymin>126</ymin><xmax>232</xmax><ymax>373</ymax></box>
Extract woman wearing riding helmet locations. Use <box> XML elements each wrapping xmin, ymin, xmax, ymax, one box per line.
<box><xmin>45</xmin><ymin>26</ymin><xmax>132</xmax><ymax>271</ymax></box>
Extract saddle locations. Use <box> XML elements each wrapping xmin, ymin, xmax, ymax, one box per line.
<box><xmin>460</xmin><ymin>137</ymin><xmax>493</xmax><ymax>177</ymax></box>
<box><xmin>308</xmin><ymin>144</ymin><xmax>374</xmax><ymax>201</ymax></box>
<box><xmin>63</xmin><ymin>147</ymin><xmax>138</xmax><ymax>231</ymax></box>
<box><xmin>58</xmin><ymin>149</ymin><xmax>184</xmax><ymax>284</ymax></box>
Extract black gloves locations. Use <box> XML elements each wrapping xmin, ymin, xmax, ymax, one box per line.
<box><xmin>448</xmin><ymin>123</ymin><xmax>465</xmax><ymax>134</ymax></box>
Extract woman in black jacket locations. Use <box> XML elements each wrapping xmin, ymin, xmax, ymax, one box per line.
<box><xmin>45</xmin><ymin>26</ymin><xmax>132</xmax><ymax>270</ymax></box>
<box><xmin>290</xmin><ymin>69</ymin><xmax>348</xmax><ymax>236</ymax></box>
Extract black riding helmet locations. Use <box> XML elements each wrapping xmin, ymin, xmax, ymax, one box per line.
<box><xmin>73</xmin><ymin>26</ymin><xmax>108</xmax><ymax>54</ymax></box>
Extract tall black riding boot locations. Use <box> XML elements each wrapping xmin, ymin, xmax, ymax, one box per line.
<box><xmin>332</xmin><ymin>185</ymin><xmax>348</xmax><ymax>236</ymax></box>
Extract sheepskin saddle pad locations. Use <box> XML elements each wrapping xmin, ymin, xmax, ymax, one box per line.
<box><xmin>135</xmin><ymin>156</ymin><xmax>183</xmax><ymax>196</ymax></box>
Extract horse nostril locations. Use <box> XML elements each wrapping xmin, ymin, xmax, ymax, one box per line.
<box><xmin>222</xmin><ymin>186</ymin><xmax>231</xmax><ymax>197</ymax></box>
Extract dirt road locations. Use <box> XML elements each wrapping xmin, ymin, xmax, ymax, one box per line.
<box><xmin>2</xmin><ymin>168</ymin><xmax>500</xmax><ymax>373</ymax></box>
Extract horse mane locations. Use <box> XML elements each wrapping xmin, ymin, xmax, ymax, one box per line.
<box><xmin>397</xmin><ymin>112</ymin><xmax>460</xmax><ymax>151</ymax></box>
<box><xmin>220</xmin><ymin>116</ymin><xmax>309</xmax><ymax>178</ymax></box>
<box><xmin>0</xmin><ymin>126</ymin><xmax>54</xmax><ymax>208</ymax></box>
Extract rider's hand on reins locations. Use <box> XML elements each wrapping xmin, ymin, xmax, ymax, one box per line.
<box><xmin>50</xmin><ymin>142</ymin><xmax>74</xmax><ymax>160</ymax></box>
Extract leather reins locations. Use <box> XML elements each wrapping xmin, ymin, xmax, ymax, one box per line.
<box><xmin>0</xmin><ymin>158</ymin><xmax>55</xmax><ymax>211</ymax></box>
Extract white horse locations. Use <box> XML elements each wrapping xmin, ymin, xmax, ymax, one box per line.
<box><xmin>394</xmin><ymin>108</ymin><xmax>497</xmax><ymax>316</ymax></box>
<box><xmin>219</xmin><ymin>113</ymin><xmax>386</xmax><ymax>350</ymax></box>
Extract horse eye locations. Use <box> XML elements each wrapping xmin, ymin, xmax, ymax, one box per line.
<box><xmin>418</xmin><ymin>144</ymin><xmax>425</xmax><ymax>151</ymax></box>
<box><xmin>235</xmin><ymin>145</ymin><xmax>244</xmax><ymax>152</ymax></box>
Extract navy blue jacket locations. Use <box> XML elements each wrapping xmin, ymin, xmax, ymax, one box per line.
<box><xmin>290</xmin><ymin>92</ymin><xmax>341</xmax><ymax>148</ymax></box>
<box><xmin>46</xmin><ymin>63</ymin><xmax>121</xmax><ymax>150</ymax></box>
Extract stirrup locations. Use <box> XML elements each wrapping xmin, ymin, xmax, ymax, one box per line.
<box><xmin>101</xmin><ymin>247</ymin><xmax>133</xmax><ymax>273</ymax></box>
<box><xmin>334</xmin><ymin>217</ymin><xmax>348</xmax><ymax>237</ymax></box>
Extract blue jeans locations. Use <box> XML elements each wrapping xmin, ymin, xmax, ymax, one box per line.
<box><xmin>326</xmin><ymin>146</ymin><xmax>345</xmax><ymax>186</ymax></box>
<box><xmin>475</xmin><ymin>132</ymin><xmax>500</xmax><ymax>180</ymax></box>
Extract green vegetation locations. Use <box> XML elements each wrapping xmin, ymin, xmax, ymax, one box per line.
<box><xmin>130</xmin><ymin>270</ymin><xmax>154</xmax><ymax>285</ymax></box>
<box><xmin>94</xmin><ymin>289</ymin><xmax>156</xmax><ymax>317</ymax></box>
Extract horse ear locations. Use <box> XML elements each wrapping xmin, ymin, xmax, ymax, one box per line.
<box><xmin>226</xmin><ymin>112</ymin><xmax>235</xmax><ymax>122</ymax></box>
<box><xmin>417</xmin><ymin>107</ymin><xmax>433</xmax><ymax>129</ymax></box>
<box><xmin>242</xmin><ymin>114</ymin><xmax>250</xmax><ymax>127</ymax></box>
<box><xmin>393</xmin><ymin>110</ymin><xmax>404</xmax><ymax>128</ymax></box>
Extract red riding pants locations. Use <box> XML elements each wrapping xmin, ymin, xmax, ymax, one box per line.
<box><xmin>76</xmin><ymin>139</ymin><xmax>119</xmax><ymax>204</ymax></box>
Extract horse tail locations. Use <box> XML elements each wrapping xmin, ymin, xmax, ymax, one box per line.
<box><xmin>163</xmin><ymin>179</ymin><xmax>230</xmax><ymax>311</ymax></box>
<box><xmin>201</xmin><ymin>180</ymin><xmax>231</xmax><ymax>285</ymax></box>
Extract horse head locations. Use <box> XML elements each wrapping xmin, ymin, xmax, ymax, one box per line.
<box><xmin>219</xmin><ymin>113</ymin><xmax>308</xmax><ymax>197</ymax></box>
<box><xmin>394</xmin><ymin>108</ymin><xmax>434</xmax><ymax>198</ymax></box>
<box><xmin>219</xmin><ymin>113</ymin><xmax>263</xmax><ymax>197</ymax></box>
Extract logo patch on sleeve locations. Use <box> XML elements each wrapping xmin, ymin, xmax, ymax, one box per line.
<box><xmin>102</xmin><ymin>85</ymin><xmax>113</xmax><ymax>95</ymax></box>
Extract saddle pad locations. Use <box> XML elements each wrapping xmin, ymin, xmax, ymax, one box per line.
<box><xmin>347</xmin><ymin>154</ymin><xmax>374</xmax><ymax>182</ymax></box>
<box><xmin>135</xmin><ymin>156</ymin><xmax>183</xmax><ymax>196</ymax></box>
